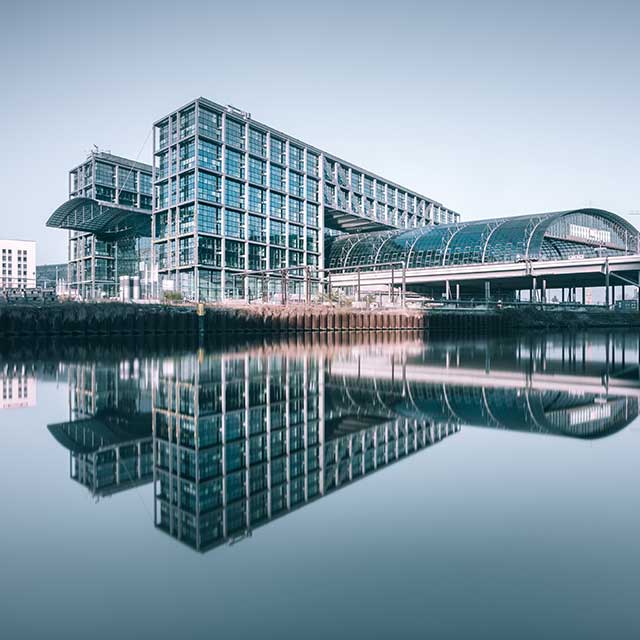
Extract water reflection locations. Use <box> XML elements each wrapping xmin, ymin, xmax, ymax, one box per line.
<box><xmin>48</xmin><ymin>361</ymin><xmax>154</xmax><ymax>497</ymax></box>
<box><xmin>36</xmin><ymin>332</ymin><xmax>640</xmax><ymax>551</ymax></box>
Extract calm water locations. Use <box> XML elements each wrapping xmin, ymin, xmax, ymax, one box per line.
<box><xmin>1</xmin><ymin>331</ymin><xmax>639</xmax><ymax>639</ymax></box>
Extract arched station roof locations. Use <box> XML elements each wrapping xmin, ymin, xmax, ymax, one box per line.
<box><xmin>46</xmin><ymin>197</ymin><xmax>151</xmax><ymax>238</ymax></box>
<box><xmin>327</xmin><ymin>208</ymin><xmax>639</xmax><ymax>271</ymax></box>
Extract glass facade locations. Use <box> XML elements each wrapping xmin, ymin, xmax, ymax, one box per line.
<box><xmin>66</xmin><ymin>152</ymin><xmax>153</xmax><ymax>299</ymax></box>
<box><xmin>152</xmin><ymin>98</ymin><xmax>460</xmax><ymax>302</ymax></box>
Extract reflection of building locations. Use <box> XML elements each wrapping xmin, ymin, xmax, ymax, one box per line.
<box><xmin>48</xmin><ymin>361</ymin><xmax>153</xmax><ymax>497</ymax></box>
<box><xmin>46</xmin><ymin>151</ymin><xmax>153</xmax><ymax>300</ymax></box>
<box><xmin>1</xmin><ymin>239</ymin><xmax>36</xmax><ymax>289</ymax></box>
<box><xmin>151</xmin><ymin>334</ymin><xmax>640</xmax><ymax>552</ymax></box>
<box><xmin>152</xmin><ymin>98</ymin><xmax>460</xmax><ymax>303</ymax></box>
<box><xmin>1</xmin><ymin>364</ymin><xmax>36</xmax><ymax>409</ymax></box>
<box><xmin>152</xmin><ymin>347</ymin><xmax>459</xmax><ymax>552</ymax></box>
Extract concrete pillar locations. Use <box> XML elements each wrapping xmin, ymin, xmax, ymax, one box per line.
<box><xmin>484</xmin><ymin>281</ymin><xmax>491</xmax><ymax>302</ymax></box>
<box><xmin>455</xmin><ymin>283</ymin><xmax>460</xmax><ymax>301</ymax></box>
<box><xmin>561</xmin><ymin>288</ymin><xmax>565</xmax><ymax>303</ymax></box>
<box><xmin>542</xmin><ymin>279</ymin><xmax>547</xmax><ymax>304</ymax></box>
<box><xmin>582</xmin><ymin>287</ymin><xmax>586</xmax><ymax>304</ymax></box>
<box><xmin>605</xmin><ymin>271</ymin><xmax>610</xmax><ymax>307</ymax></box>
<box><xmin>445</xmin><ymin>280</ymin><xmax>450</xmax><ymax>300</ymax></box>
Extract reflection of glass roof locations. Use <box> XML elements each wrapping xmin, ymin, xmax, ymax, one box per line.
<box><xmin>328</xmin><ymin>208</ymin><xmax>639</xmax><ymax>271</ymax></box>
<box><xmin>46</xmin><ymin>197</ymin><xmax>151</xmax><ymax>238</ymax></box>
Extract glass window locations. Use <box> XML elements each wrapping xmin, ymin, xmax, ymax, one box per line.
<box><xmin>337</xmin><ymin>164</ymin><xmax>349</xmax><ymax>186</ymax></box>
<box><xmin>156</xmin><ymin>242</ymin><xmax>168</xmax><ymax>269</ymax></box>
<box><xmin>351</xmin><ymin>171</ymin><xmax>361</xmax><ymax>192</ymax></box>
<box><xmin>289</xmin><ymin>198</ymin><xmax>304</xmax><ymax>224</ymax></box>
<box><xmin>323</xmin><ymin>158</ymin><xmax>335</xmax><ymax>182</ymax></box>
<box><xmin>198</xmin><ymin>172</ymin><xmax>220</xmax><ymax>203</ymax></box>
<box><xmin>198</xmin><ymin>268</ymin><xmax>222</xmax><ymax>301</ymax></box>
<box><xmin>180</xmin><ymin>107</ymin><xmax>195</xmax><ymax>138</ymax></box>
<box><xmin>270</xmin><ymin>164</ymin><xmax>285</xmax><ymax>191</ymax></box>
<box><xmin>270</xmin><ymin>192</ymin><xmax>285</xmax><ymax>218</ymax></box>
<box><xmin>225</xmin><ymin>179</ymin><xmax>244</xmax><ymax>209</ymax></box>
<box><xmin>224</xmin><ymin>209</ymin><xmax>245</xmax><ymax>239</ymax></box>
<box><xmin>179</xmin><ymin>204</ymin><xmax>195</xmax><ymax>234</ymax></box>
<box><xmin>289</xmin><ymin>171</ymin><xmax>303</xmax><ymax>198</ymax></box>
<box><xmin>248</xmin><ymin>215</ymin><xmax>266</xmax><ymax>243</ymax></box>
<box><xmin>376</xmin><ymin>181</ymin><xmax>386</xmax><ymax>202</ymax></box>
<box><xmin>249</xmin><ymin>128</ymin><xmax>266</xmax><ymax>156</ymax></box>
<box><xmin>95</xmin><ymin>162</ymin><xmax>115</xmax><ymax>185</ymax></box>
<box><xmin>270</xmin><ymin>220</ymin><xmax>286</xmax><ymax>246</ymax></box>
<box><xmin>157</xmin><ymin>120</ymin><xmax>169</xmax><ymax>149</ymax></box>
<box><xmin>364</xmin><ymin>176</ymin><xmax>374</xmax><ymax>198</ymax></box>
<box><xmin>306</xmin><ymin>177</ymin><xmax>318</xmax><ymax>202</ymax></box>
<box><xmin>179</xmin><ymin>172</ymin><xmax>195</xmax><ymax>202</ymax></box>
<box><xmin>288</xmin><ymin>224</ymin><xmax>304</xmax><ymax>250</ymax></box>
<box><xmin>198</xmin><ymin>204</ymin><xmax>222</xmax><ymax>235</ymax></box>
<box><xmin>290</xmin><ymin>145</ymin><xmax>304</xmax><ymax>171</ymax></box>
<box><xmin>249</xmin><ymin>157</ymin><xmax>266</xmax><ymax>185</ymax></box>
<box><xmin>140</xmin><ymin>173</ymin><xmax>152</xmax><ymax>195</ymax></box>
<box><xmin>225</xmin><ymin>148</ymin><xmax>245</xmax><ymax>179</ymax></box>
<box><xmin>198</xmin><ymin>107</ymin><xmax>221</xmax><ymax>140</ymax></box>
<box><xmin>117</xmin><ymin>166</ymin><xmax>137</xmax><ymax>191</ymax></box>
<box><xmin>198</xmin><ymin>139</ymin><xmax>221</xmax><ymax>172</ymax></box>
<box><xmin>270</xmin><ymin>247</ymin><xmax>286</xmax><ymax>269</ymax></box>
<box><xmin>225</xmin><ymin>118</ymin><xmax>245</xmax><ymax>149</ymax></box>
<box><xmin>225</xmin><ymin>240</ymin><xmax>245</xmax><ymax>269</ymax></box>
<box><xmin>270</xmin><ymin>137</ymin><xmax>286</xmax><ymax>164</ymax></box>
<box><xmin>155</xmin><ymin>211</ymin><xmax>168</xmax><ymax>238</ymax></box>
<box><xmin>306</xmin><ymin>203</ymin><xmax>318</xmax><ymax>227</ymax></box>
<box><xmin>179</xmin><ymin>139</ymin><xmax>195</xmax><ymax>171</ymax></box>
<box><xmin>198</xmin><ymin>236</ymin><xmax>222</xmax><ymax>267</ymax></box>
<box><xmin>248</xmin><ymin>244</ymin><xmax>266</xmax><ymax>270</ymax></box>
<box><xmin>179</xmin><ymin>236</ymin><xmax>194</xmax><ymax>265</ymax></box>
<box><xmin>306</xmin><ymin>228</ymin><xmax>318</xmax><ymax>252</ymax></box>
<box><xmin>155</xmin><ymin>183</ymin><xmax>168</xmax><ymax>209</ymax></box>
<box><xmin>248</xmin><ymin>186</ymin><xmax>266</xmax><ymax>214</ymax></box>
<box><xmin>307</xmin><ymin>152</ymin><xmax>318</xmax><ymax>176</ymax></box>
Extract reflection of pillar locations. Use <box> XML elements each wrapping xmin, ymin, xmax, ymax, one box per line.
<box><xmin>484</xmin><ymin>281</ymin><xmax>491</xmax><ymax>302</ymax></box>
<box><xmin>582</xmin><ymin>287</ymin><xmax>586</xmax><ymax>304</ymax></box>
<box><xmin>455</xmin><ymin>283</ymin><xmax>460</xmax><ymax>301</ymax></box>
<box><xmin>445</xmin><ymin>280</ymin><xmax>450</xmax><ymax>300</ymax></box>
<box><xmin>605</xmin><ymin>271</ymin><xmax>610</xmax><ymax>307</ymax></box>
<box><xmin>562</xmin><ymin>288</ymin><xmax>565</xmax><ymax>303</ymax></box>
<box><xmin>532</xmin><ymin>277</ymin><xmax>537</xmax><ymax>303</ymax></box>
<box><xmin>542</xmin><ymin>279</ymin><xmax>547</xmax><ymax>304</ymax></box>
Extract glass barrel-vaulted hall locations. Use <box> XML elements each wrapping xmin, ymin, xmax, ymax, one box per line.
<box><xmin>152</xmin><ymin>98</ymin><xmax>460</xmax><ymax>303</ymax></box>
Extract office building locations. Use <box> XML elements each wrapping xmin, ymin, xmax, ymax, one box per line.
<box><xmin>152</xmin><ymin>98</ymin><xmax>460</xmax><ymax>302</ymax></box>
<box><xmin>47</xmin><ymin>150</ymin><xmax>153</xmax><ymax>300</ymax></box>
<box><xmin>0</xmin><ymin>239</ymin><xmax>36</xmax><ymax>290</ymax></box>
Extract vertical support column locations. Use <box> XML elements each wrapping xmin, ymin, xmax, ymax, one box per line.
<box><xmin>445</xmin><ymin>280</ymin><xmax>451</xmax><ymax>301</ymax></box>
<box><xmin>484</xmin><ymin>281</ymin><xmax>490</xmax><ymax>303</ymax></box>
<box><xmin>582</xmin><ymin>287</ymin><xmax>586</xmax><ymax>305</ymax></box>
<box><xmin>532</xmin><ymin>277</ymin><xmax>537</xmax><ymax>303</ymax></box>
<box><xmin>455</xmin><ymin>283</ymin><xmax>460</xmax><ymax>302</ymax></box>
<box><xmin>356</xmin><ymin>267</ymin><xmax>361</xmax><ymax>303</ymax></box>
<box><xmin>542</xmin><ymin>279</ymin><xmax>547</xmax><ymax>304</ymax></box>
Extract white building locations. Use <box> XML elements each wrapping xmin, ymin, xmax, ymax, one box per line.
<box><xmin>0</xmin><ymin>239</ymin><xmax>36</xmax><ymax>289</ymax></box>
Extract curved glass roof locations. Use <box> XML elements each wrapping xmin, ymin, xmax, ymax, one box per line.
<box><xmin>327</xmin><ymin>208</ymin><xmax>639</xmax><ymax>271</ymax></box>
<box><xmin>46</xmin><ymin>197</ymin><xmax>151</xmax><ymax>238</ymax></box>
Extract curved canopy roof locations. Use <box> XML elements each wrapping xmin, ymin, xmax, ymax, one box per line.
<box><xmin>46</xmin><ymin>197</ymin><xmax>151</xmax><ymax>238</ymax></box>
<box><xmin>327</xmin><ymin>208</ymin><xmax>639</xmax><ymax>271</ymax></box>
<box><xmin>327</xmin><ymin>377</ymin><xmax>636</xmax><ymax>440</ymax></box>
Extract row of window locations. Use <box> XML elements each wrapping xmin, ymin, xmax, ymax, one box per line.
<box><xmin>155</xmin><ymin>240</ymin><xmax>318</xmax><ymax>270</ymax></box>
<box><xmin>156</xmin><ymin>145</ymin><xmax>320</xmax><ymax>200</ymax></box>
<box><xmin>155</xmin><ymin>205</ymin><xmax>319</xmax><ymax>241</ymax></box>
<box><xmin>155</xmin><ymin>178</ymin><xmax>320</xmax><ymax>224</ymax></box>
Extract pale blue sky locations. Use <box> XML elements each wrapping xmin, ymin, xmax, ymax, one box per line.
<box><xmin>1</xmin><ymin>0</ymin><xmax>639</xmax><ymax>263</ymax></box>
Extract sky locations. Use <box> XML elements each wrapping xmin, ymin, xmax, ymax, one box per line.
<box><xmin>1</xmin><ymin>0</ymin><xmax>639</xmax><ymax>264</ymax></box>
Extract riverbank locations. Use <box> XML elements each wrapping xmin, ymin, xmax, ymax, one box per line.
<box><xmin>0</xmin><ymin>301</ymin><xmax>638</xmax><ymax>338</ymax></box>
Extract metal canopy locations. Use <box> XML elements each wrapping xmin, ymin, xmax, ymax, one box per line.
<box><xmin>46</xmin><ymin>197</ymin><xmax>151</xmax><ymax>238</ymax></box>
